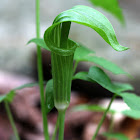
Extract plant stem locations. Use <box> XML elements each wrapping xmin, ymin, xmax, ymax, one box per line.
<box><xmin>92</xmin><ymin>94</ymin><xmax>116</xmax><ymax>140</ymax></box>
<box><xmin>4</xmin><ymin>101</ymin><xmax>20</xmax><ymax>140</ymax></box>
<box><xmin>58</xmin><ymin>110</ymin><xmax>66</xmax><ymax>140</ymax></box>
<box><xmin>36</xmin><ymin>0</ymin><xmax>49</xmax><ymax>139</ymax></box>
<box><xmin>107</xmin><ymin>114</ymin><xmax>114</xmax><ymax>140</ymax></box>
<box><xmin>51</xmin><ymin>115</ymin><xmax>59</xmax><ymax>140</ymax></box>
<box><xmin>108</xmin><ymin>114</ymin><xmax>114</xmax><ymax>133</ymax></box>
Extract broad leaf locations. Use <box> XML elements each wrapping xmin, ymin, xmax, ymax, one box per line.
<box><xmin>88</xmin><ymin>66</ymin><xmax>133</xmax><ymax>95</ymax></box>
<box><xmin>28</xmin><ymin>38</ymin><xmax>128</xmax><ymax>76</ymax></box>
<box><xmin>87</xmin><ymin>56</ymin><xmax>129</xmax><ymax>75</ymax></box>
<box><xmin>45</xmin><ymin>79</ymin><xmax>54</xmax><ymax>114</ymax></box>
<box><xmin>74</xmin><ymin>45</ymin><xmax>128</xmax><ymax>75</ymax></box>
<box><xmin>103</xmin><ymin>133</ymin><xmax>129</xmax><ymax>140</ymax></box>
<box><xmin>73</xmin><ymin>71</ymin><xmax>93</xmax><ymax>82</ymax></box>
<box><xmin>28</xmin><ymin>37</ymin><xmax>128</xmax><ymax>76</ymax></box>
<box><xmin>27</xmin><ymin>38</ymin><xmax>50</xmax><ymax>51</ymax></box>
<box><xmin>73</xmin><ymin>68</ymin><xmax>133</xmax><ymax>93</ymax></box>
<box><xmin>113</xmin><ymin>82</ymin><xmax>133</xmax><ymax>93</ymax></box>
<box><xmin>74</xmin><ymin>45</ymin><xmax>95</xmax><ymax>61</ymax></box>
<box><xmin>122</xmin><ymin>110</ymin><xmax>140</xmax><ymax>120</ymax></box>
<box><xmin>44</xmin><ymin>5</ymin><xmax>128</xmax><ymax>52</ymax></box>
<box><xmin>89</xmin><ymin>0</ymin><xmax>125</xmax><ymax>24</ymax></box>
<box><xmin>120</xmin><ymin>93</ymin><xmax>140</xmax><ymax>111</ymax></box>
<box><xmin>72</xmin><ymin>104</ymin><xmax>115</xmax><ymax>114</ymax></box>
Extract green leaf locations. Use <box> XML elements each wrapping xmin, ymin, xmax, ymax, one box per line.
<box><xmin>122</xmin><ymin>109</ymin><xmax>140</xmax><ymax>120</ymax></box>
<box><xmin>72</xmin><ymin>104</ymin><xmax>140</xmax><ymax>120</ymax></box>
<box><xmin>44</xmin><ymin>5</ymin><xmax>128</xmax><ymax>52</ymax></box>
<box><xmin>0</xmin><ymin>82</ymin><xmax>42</xmax><ymax>104</ymax></box>
<box><xmin>45</xmin><ymin>79</ymin><xmax>54</xmax><ymax>114</ymax></box>
<box><xmin>72</xmin><ymin>104</ymin><xmax>115</xmax><ymax>114</ymax></box>
<box><xmin>13</xmin><ymin>82</ymin><xmax>41</xmax><ymax>91</ymax></box>
<box><xmin>89</xmin><ymin>0</ymin><xmax>125</xmax><ymax>24</ymax></box>
<box><xmin>88</xmin><ymin>66</ymin><xmax>133</xmax><ymax>95</ymax></box>
<box><xmin>88</xmin><ymin>66</ymin><xmax>118</xmax><ymax>93</ymax></box>
<box><xmin>120</xmin><ymin>93</ymin><xmax>140</xmax><ymax>111</ymax></box>
<box><xmin>27</xmin><ymin>38</ymin><xmax>50</xmax><ymax>51</ymax></box>
<box><xmin>74</xmin><ymin>44</ymin><xmax>95</xmax><ymax>62</ymax></box>
<box><xmin>0</xmin><ymin>95</ymin><xmax>6</xmax><ymax>103</ymax></box>
<box><xmin>72</xmin><ymin>71</ymin><xmax>93</xmax><ymax>82</ymax></box>
<box><xmin>113</xmin><ymin>82</ymin><xmax>134</xmax><ymax>93</ymax></box>
<box><xmin>103</xmin><ymin>133</ymin><xmax>129</xmax><ymax>140</ymax></box>
<box><xmin>6</xmin><ymin>90</ymin><xmax>16</xmax><ymax>102</ymax></box>
<box><xmin>0</xmin><ymin>91</ymin><xmax>15</xmax><ymax>103</ymax></box>
<box><xmin>87</xmin><ymin>56</ymin><xmax>129</xmax><ymax>75</ymax></box>
<box><xmin>74</xmin><ymin>44</ymin><xmax>128</xmax><ymax>75</ymax></box>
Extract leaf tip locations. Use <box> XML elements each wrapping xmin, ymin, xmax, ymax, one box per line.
<box><xmin>114</xmin><ymin>45</ymin><xmax>129</xmax><ymax>52</ymax></box>
<box><xmin>26</xmin><ymin>39</ymin><xmax>34</xmax><ymax>45</ymax></box>
<box><xmin>26</xmin><ymin>40</ymin><xmax>31</xmax><ymax>45</ymax></box>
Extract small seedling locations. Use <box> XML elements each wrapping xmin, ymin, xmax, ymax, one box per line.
<box><xmin>0</xmin><ymin>82</ymin><xmax>41</xmax><ymax>140</ymax></box>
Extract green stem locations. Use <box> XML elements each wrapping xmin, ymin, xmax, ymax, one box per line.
<box><xmin>58</xmin><ymin>110</ymin><xmax>66</xmax><ymax>140</ymax></box>
<box><xmin>36</xmin><ymin>0</ymin><xmax>49</xmax><ymax>139</ymax></box>
<box><xmin>107</xmin><ymin>114</ymin><xmax>114</xmax><ymax>140</ymax></box>
<box><xmin>51</xmin><ymin>115</ymin><xmax>59</xmax><ymax>140</ymax></box>
<box><xmin>92</xmin><ymin>94</ymin><xmax>116</xmax><ymax>140</ymax></box>
<box><xmin>4</xmin><ymin>101</ymin><xmax>20</xmax><ymax>140</ymax></box>
<box><xmin>73</xmin><ymin>61</ymin><xmax>79</xmax><ymax>75</ymax></box>
<box><xmin>108</xmin><ymin>114</ymin><xmax>114</xmax><ymax>133</ymax></box>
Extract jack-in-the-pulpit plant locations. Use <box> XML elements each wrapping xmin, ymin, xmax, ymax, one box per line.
<box><xmin>27</xmin><ymin>3</ymin><xmax>140</xmax><ymax>140</ymax></box>
<box><xmin>43</xmin><ymin>5</ymin><xmax>128</xmax><ymax>140</ymax></box>
<box><xmin>2</xmin><ymin>1</ymin><xmax>140</xmax><ymax>140</ymax></box>
<box><xmin>45</xmin><ymin>22</ymin><xmax>77</xmax><ymax>111</ymax></box>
